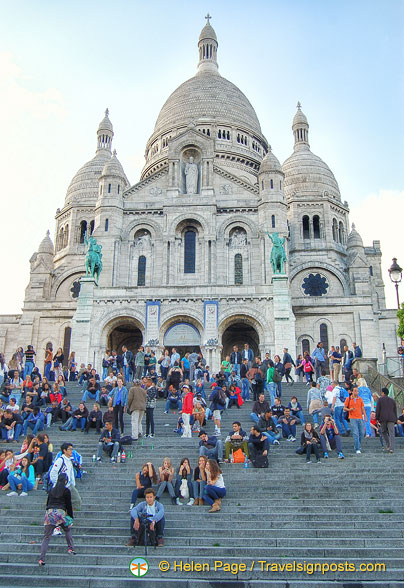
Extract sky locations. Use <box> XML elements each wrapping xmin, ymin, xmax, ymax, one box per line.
<box><xmin>0</xmin><ymin>0</ymin><xmax>403</xmax><ymax>313</ymax></box>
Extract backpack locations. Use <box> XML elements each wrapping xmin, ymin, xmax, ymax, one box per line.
<box><xmin>42</xmin><ymin>458</ymin><xmax>65</xmax><ymax>493</ymax></box>
<box><xmin>252</xmin><ymin>453</ymin><xmax>268</xmax><ymax>468</ymax></box>
<box><xmin>272</xmin><ymin>369</ymin><xmax>281</xmax><ymax>383</ymax></box>
<box><xmin>120</xmin><ymin>435</ymin><xmax>133</xmax><ymax>445</ymax></box>
<box><xmin>338</xmin><ymin>386</ymin><xmax>346</xmax><ymax>403</ymax></box>
<box><xmin>303</xmin><ymin>361</ymin><xmax>313</xmax><ymax>373</ymax></box>
<box><xmin>216</xmin><ymin>389</ymin><xmax>227</xmax><ymax>406</ymax></box>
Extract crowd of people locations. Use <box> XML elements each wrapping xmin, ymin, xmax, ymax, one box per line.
<box><xmin>0</xmin><ymin>339</ymin><xmax>401</xmax><ymax>556</ymax></box>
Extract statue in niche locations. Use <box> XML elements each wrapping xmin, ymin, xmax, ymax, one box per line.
<box><xmin>229</xmin><ymin>229</ymin><xmax>247</xmax><ymax>249</ymax></box>
<box><xmin>184</xmin><ymin>156</ymin><xmax>198</xmax><ymax>194</ymax></box>
<box><xmin>267</xmin><ymin>231</ymin><xmax>287</xmax><ymax>274</ymax></box>
<box><xmin>134</xmin><ymin>231</ymin><xmax>151</xmax><ymax>249</ymax></box>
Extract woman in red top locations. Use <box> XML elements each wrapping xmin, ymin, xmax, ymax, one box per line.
<box><xmin>180</xmin><ymin>386</ymin><xmax>194</xmax><ymax>438</ymax></box>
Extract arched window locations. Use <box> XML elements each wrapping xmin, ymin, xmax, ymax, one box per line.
<box><xmin>332</xmin><ymin>218</ymin><xmax>338</xmax><ymax>241</ymax></box>
<box><xmin>302</xmin><ymin>215</ymin><xmax>310</xmax><ymax>239</ymax></box>
<box><xmin>108</xmin><ymin>183</ymin><xmax>111</xmax><ymax>193</ymax></box>
<box><xmin>234</xmin><ymin>253</ymin><xmax>243</xmax><ymax>285</ymax></box>
<box><xmin>184</xmin><ymin>230</ymin><xmax>196</xmax><ymax>273</ymax></box>
<box><xmin>62</xmin><ymin>327</ymin><xmax>71</xmax><ymax>366</ymax></box>
<box><xmin>270</xmin><ymin>179</ymin><xmax>274</xmax><ymax>189</ymax></box>
<box><xmin>90</xmin><ymin>220</ymin><xmax>95</xmax><ymax>235</ymax></box>
<box><xmin>64</xmin><ymin>225</ymin><xmax>69</xmax><ymax>248</ymax></box>
<box><xmin>313</xmin><ymin>215</ymin><xmax>320</xmax><ymax>239</ymax></box>
<box><xmin>302</xmin><ymin>339</ymin><xmax>310</xmax><ymax>355</ymax></box>
<box><xmin>105</xmin><ymin>218</ymin><xmax>109</xmax><ymax>232</ymax></box>
<box><xmin>340</xmin><ymin>338</ymin><xmax>347</xmax><ymax>352</ymax></box>
<box><xmin>118</xmin><ymin>185</ymin><xmax>120</xmax><ymax>194</ymax></box>
<box><xmin>338</xmin><ymin>222</ymin><xmax>344</xmax><ymax>244</ymax></box>
<box><xmin>58</xmin><ymin>227</ymin><xmax>64</xmax><ymax>251</ymax></box>
<box><xmin>271</xmin><ymin>215</ymin><xmax>275</xmax><ymax>228</ymax></box>
<box><xmin>320</xmin><ymin>323</ymin><xmax>329</xmax><ymax>354</ymax></box>
<box><xmin>137</xmin><ymin>256</ymin><xmax>146</xmax><ymax>286</ymax></box>
<box><xmin>79</xmin><ymin>221</ymin><xmax>87</xmax><ymax>244</ymax></box>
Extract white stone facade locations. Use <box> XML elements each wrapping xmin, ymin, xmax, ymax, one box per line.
<box><xmin>2</xmin><ymin>20</ymin><xmax>398</xmax><ymax>372</ymax></box>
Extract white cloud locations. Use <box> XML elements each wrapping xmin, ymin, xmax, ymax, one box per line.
<box><xmin>350</xmin><ymin>189</ymin><xmax>403</xmax><ymax>309</ymax></box>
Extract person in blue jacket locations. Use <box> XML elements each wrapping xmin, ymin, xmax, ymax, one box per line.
<box><xmin>127</xmin><ymin>488</ymin><xmax>165</xmax><ymax>547</ymax></box>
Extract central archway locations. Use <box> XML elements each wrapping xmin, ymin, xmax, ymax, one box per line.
<box><xmin>107</xmin><ymin>317</ymin><xmax>143</xmax><ymax>353</ymax></box>
<box><xmin>221</xmin><ymin>320</ymin><xmax>260</xmax><ymax>359</ymax></box>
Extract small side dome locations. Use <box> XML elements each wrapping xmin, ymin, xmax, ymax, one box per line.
<box><xmin>347</xmin><ymin>223</ymin><xmax>364</xmax><ymax>249</ymax></box>
<box><xmin>259</xmin><ymin>146</ymin><xmax>282</xmax><ymax>174</ymax></box>
<box><xmin>101</xmin><ymin>150</ymin><xmax>130</xmax><ymax>187</ymax></box>
<box><xmin>38</xmin><ymin>230</ymin><xmax>54</xmax><ymax>255</ymax></box>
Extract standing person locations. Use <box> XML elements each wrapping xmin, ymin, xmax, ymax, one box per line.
<box><xmin>145</xmin><ymin>378</ymin><xmax>157</xmax><ymax>438</ymax></box>
<box><xmin>342</xmin><ymin>345</ymin><xmax>354</xmax><ymax>383</ymax></box>
<box><xmin>112</xmin><ymin>375</ymin><xmax>127</xmax><ymax>435</ymax></box>
<box><xmin>331</xmin><ymin>346</ymin><xmax>342</xmax><ymax>382</ymax></box>
<box><xmin>273</xmin><ymin>355</ymin><xmax>284</xmax><ymax>398</ymax></box>
<box><xmin>344</xmin><ymin>386</ymin><xmax>367</xmax><ymax>454</ymax></box>
<box><xmin>127</xmin><ymin>379</ymin><xmax>146</xmax><ymax>441</ymax></box>
<box><xmin>23</xmin><ymin>345</ymin><xmax>36</xmax><ymax>379</ymax></box>
<box><xmin>242</xmin><ymin>343</ymin><xmax>253</xmax><ymax>369</ymax></box>
<box><xmin>44</xmin><ymin>345</ymin><xmax>53</xmax><ymax>381</ymax></box>
<box><xmin>38</xmin><ymin>473</ymin><xmax>75</xmax><ymax>565</ymax></box>
<box><xmin>220</xmin><ymin>355</ymin><xmax>232</xmax><ymax>383</ymax></box>
<box><xmin>312</xmin><ymin>343</ymin><xmax>326</xmax><ymax>380</ymax></box>
<box><xmin>282</xmin><ymin>348</ymin><xmax>295</xmax><ymax>385</ymax></box>
<box><xmin>49</xmin><ymin>442</ymin><xmax>82</xmax><ymax>510</ymax></box>
<box><xmin>102</xmin><ymin>349</ymin><xmax>111</xmax><ymax>381</ymax></box>
<box><xmin>203</xmin><ymin>459</ymin><xmax>226</xmax><ymax>513</ymax></box>
<box><xmin>181</xmin><ymin>385</ymin><xmax>194</xmax><ymax>438</ymax></box>
<box><xmin>375</xmin><ymin>387</ymin><xmax>397</xmax><ymax>453</ymax></box>
<box><xmin>53</xmin><ymin>348</ymin><xmax>64</xmax><ymax>379</ymax></box>
<box><xmin>301</xmin><ymin>352</ymin><xmax>314</xmax><ymax>385</ymax></box>
<box><xmin>170</xmin><ymin>347</ymin><xmax>180</xmax><ymax>368</ymax></box>
<box><xmin>121</xmin><ymin>346</ymin><xmax>133</xmax><ymax>384</ymax></box>
<box><xmin>353</xmin><ymin>343</ymin><xmax>362</xmax><ymax>358</ymax></box>
<box><xmin>68</xmin><ymin>352</ymin><xmax>77</xmax><ymax>381</ymax></box>
<box><xmin>181</xmin><ymin>353</ymin><xmax>191</xmax><ymax>381</ymax></box>
<box><xmin>230</xmin><ymin>345</ymin><xmax>242</xmax><ymax>377</ymax></box>
<box><xmin>135</xmin><ymin>346</ymin><xmax>145</xmax><ymax>380</ymax></box>
<box><xmin>240</xmin><ymin>358</ymin><xmax>250</xmax><ymax>401</ymax></box>
<box><xmin>159</xmin><ymin>349</ymin><xmax>170</xmax><ymax>381</ymax></box>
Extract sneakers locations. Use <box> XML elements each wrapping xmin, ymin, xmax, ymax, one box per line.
<box><xmin>316</xmin><ymin>459</ymin><xmax>321</xmax><ymax>463</ymax></box>
<box><xmin>6</xmin><ymin>491</ymin><xmax>17</xmax><ymax>496</ymax></box>
<box><xmin>187</xmin><ymin>498</ymin><xmax>194</xmax><ymax>505</ymax></box>
<box><xmin>356</xmin><ymin>450</ymin><xmax>362</xmax><ymax>454</ymax></box>
<box><xmin>338</xmin><ymin>452</ymin><xmax>345</xmax><ymax>459</ymax></box>
<box><xmin>273</xmin><ymin>440</ymin><xmax>280</xmax><ymax>446</ymax></box>
<box><xmin>306</xmin><ymin>460</ymin><xmax>312</xmax><ymax>464</ymax></box>
<box><xmin>149</xmin><ymin>434</ymin><xmax>155</xmax><ymax>438</ymax></box>
<box><xmin>38</xmin><ymin>559</ymin><xmax>45</xmax><ymax>566</ymax></box>
<box><xmin>287</xmin><ymin>435</ymin><xmax>293</xmax><ymax>442</ymax></box>
<box><xmin>110</xmin><ymin>457</ymin><xmax>116</xmax><ymax>462</ymax></box>
<box><xmin>291</xmin><ymin>437</ymin><xmax>296</xmax><ymax>442</ymax></box>
<box><xmin>19</xmin><ymin>491</ymin><xmax>28</xmax><ymax>497</ymax></box>
<box><xmin>96</xmin><ymin>457</ymin><xmax>102</xmax><ymax>462</ymax></box>
<box><xmin>323</xmin><ymin>452</ymin><xmax>329</xmax><ymax>459</ymax></box>
<box><xmin>176</xmin><ymin>497</ymin><xmax>181</xmax><ymax>505</ymax></box>
<box><xmin>164</xmin><ymin>411</ymin><xmax>168</xmax><ymax>414</ymax></box>
<box><xmin>215</xmin><ymin>430</ymin><xmax>221</xmax><ymax>437</ymax></box>
<box><xmin>67</xmin><ymin>548</ymin><xmax>76</xmax><ymax>555</ymax></box>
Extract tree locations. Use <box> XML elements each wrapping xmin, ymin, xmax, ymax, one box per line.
<box><xmin>397</xmin><ymin>302</ymin><xmax>404</xmax><ymax>343</ymax></box>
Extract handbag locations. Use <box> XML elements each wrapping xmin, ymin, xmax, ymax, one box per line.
<box><xmin>284</xmin><ymin>362</ymin><xmax>292</xmax><ymax>370</ymax></box>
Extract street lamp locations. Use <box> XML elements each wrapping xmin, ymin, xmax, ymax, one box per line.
<box><xmin>388</xmin><ymin>257</ymin><xmax>402</xmax><ymax>309</ymax></box>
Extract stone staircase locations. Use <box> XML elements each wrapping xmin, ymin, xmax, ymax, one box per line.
<box><xmin>1</xmin><ymin>381</ymin><xmax>403</xmax><ymax>587</ymax></box>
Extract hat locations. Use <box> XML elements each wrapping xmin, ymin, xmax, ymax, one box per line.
<box><xmin>182</xmin><ymin>384</ymin><xmax>189</xmax><ymax>389</ymax></box>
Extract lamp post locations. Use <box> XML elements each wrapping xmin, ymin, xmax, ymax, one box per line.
<box><xmin>388</xmin><ymin>258</ymin><xmax>402</xmax><ymax>309</ymax></box>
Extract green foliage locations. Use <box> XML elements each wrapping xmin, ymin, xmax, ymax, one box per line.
<box><xmin>397</xmin><ymin>303</ymin><xmax>404</xmax><ymax>341</ymax></box>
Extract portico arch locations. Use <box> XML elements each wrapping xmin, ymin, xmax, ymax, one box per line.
<box><xmin>219</xmin><ymin>314</ymin><xmax>264</xmax><ymax>359</ymax></box>
<box><xmin>102</xmin><ymin>316</ymin><xmax>144</xmax><ymax>353</ymax></box>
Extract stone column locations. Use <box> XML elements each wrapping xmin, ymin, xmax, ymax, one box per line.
<box><xmin>272</xmin><ymin>274</ymin><xmax>296</xmax><ymax>357</ymax></box>
<box><xmin>70</xmin><ymin>277</ymin><xmax>97</xmax><ymax>367</ymax></box>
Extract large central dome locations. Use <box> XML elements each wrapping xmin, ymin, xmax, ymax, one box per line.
<box><xmin>154</xmin><ymin>71</ymin><xmax>262</xmax><ymax>136</ymax></box>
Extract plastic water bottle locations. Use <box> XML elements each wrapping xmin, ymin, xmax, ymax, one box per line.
<box><xmin>244</xmin><ymin>455</ymin><xmax>249</xmax><ymax>469</ymax></box>
<box><xmin>117</xmin><ymin>452</ymin><xmax>121</xmax><ymax>463</ymax></box>
<box><xmin>121</xmin><ymin>450</ymin><xmax>126</xmax><ymax>463</ymax></box>
<box><xmin>128</xmin><ymin>449</ymin><xmax>133</xmax><ymax>459</ymax></box>
<box><xmin>92</xmin><ymin>454</ymin><xmax>96</xmax><ymax>463</ymax></box>
<box><xmin>230</xmin><ymin>451</ymin><xmax>234</xmax><ymax>463</ymax></box>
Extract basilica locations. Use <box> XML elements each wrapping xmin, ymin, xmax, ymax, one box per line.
<box><xmin>0</xmin><ymin>18</ymin><xmax>397</xmax><ymax>372</ymax></box>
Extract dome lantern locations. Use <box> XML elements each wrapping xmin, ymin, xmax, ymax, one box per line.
<box><xmin>292</xmin><ymin>102</ymin><xmax>309</xmax><ymax>150</ymax></box>
<box><xmin>198</xmin><ymin>14</ymin><xmax>219</xmax><ymax>74</ymax></box>
<box><xmin>97</xmin><ymin>108</ymin><xmax>114</xmax><ymax>154</ymax></box>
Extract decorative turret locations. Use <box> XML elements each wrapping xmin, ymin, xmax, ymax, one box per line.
<box><xmin>97</xmin><ymin>108</ymin><xmax>114</xmax><ymax>153</ymax></box>
<box><xmin>198</xmin><ymin>14</ymin><xmax>218</xmax><ymax>74</ymax></box>
<box><xmin>292</xmin><ymin>102</ymin><xmax>309</xmax><ymax>150</ymax></box>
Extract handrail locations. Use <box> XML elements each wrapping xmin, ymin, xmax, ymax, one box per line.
<box><xmin>367</xmin><ymin>366</ymin><xmax>404</xmax><ymax>410</ymax></box>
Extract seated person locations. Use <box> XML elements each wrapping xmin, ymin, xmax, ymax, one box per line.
<box><xmin>130</xmin><ymin>462</ymin><xmax>157</xmax><ymax>509</ymax></box>
<box><xmin>21</xmin><ymin>396</ymin><xmax>35</xmax><ymax>420</ymax></box>
<box><xmin>297</xmin><ymin>422</ymin><xmax>321</xmax><ymax>463</ymax></box>
<box><xmin>49</xmin><ymin>383</ymin><xmax>63</xmax><ymax>405</ymax></box>
<box><xmin>277</xmin><ymin>407</ymin><xmax>300</xmax><ymax>441</ymax></box>
<box><xmin>99</xmin><ymin>386</ymin><xmax>111</xmax><ymax>407</ymax></box>
<box><xmin>288</xmin><ymin>396</ymin><xmax>305</xmax><ymax>425</ymax></box>
<box><xmin>226</xmin><ymin>384</ymin><xmax>242</xmax><ymax>409</ymax></box>
<box><xmin>0</xmin><ymin>449</ymin><xmax>16</xmax><ymax>486</ymax></box>
<box><xmin>193</xmin><ymin>455</ymin><xmax>208</xmax><ymax>506</ymax></box>
<box><xmin>155</xmin><ymin>457</ymin><xmax>176</xmax><ymax>504</ymax></box>
<box><xmin>164</xmin><ymin>386</ymin><xmax>182</xmax><ymax>413</ymax></box>
<box><xmin>270</xmin><ymin>397</ymin><xmax>285</xmax><ymax>425</ymax></box>
<box><xmin>319</xmin><ymin>416</ymin><xmax>344</xmax><ymax>459</ymax></box>
<box><xmin>102</xmin><ymin>402</ymin><xmax>114</xmax><ymax>426</ymax></box>
<box><xmin>0</xmin><ymin>409</ymin><xmax>23</xmax><ymax>442</ymax></box>
<box><xmin>104</xmin><ymin>370</ymin><xmax>117</xmax><ymax>392</ymax></box>
<box><xmin>22</xmin><ymin>407</ymin><xmax>45</xmax><ymax>436</ymax></box>
<box><xmin>45</xmin><ymin>401</ymin><xmax>61</xmax><ymax>427</ymax></box>
<box><xmin>60</xmin><ymin>398</ymin><xmax>73</xmax><ymax>424</ymax></box>
<box><xmin>250</xmin><ymin>392</ymin><xmax>270</xmax><ymax>424</ymax></box>
<box><xmin>198</xmin><ymin>430</ymin><xmax>223</xmax><ymax>462</ymax></box>
<box><xmin>85</xmin><ymin>403</ymin><xmax>103</xmax><ymax>434</ymax></box>
<box><xmin>59</xmin><ymin>402</ymin><xmax>88</xmax><ymax>431</ymax></box>
<box><xmin>127</xmin><ymin>488</ymin><xmax>165</xmax><ymax>547</ymax></box>
<box><xmin>192</xmin><ymin>401</ymin><xmax>206</xmax><ymax>432</ymax></box>
<box><xmin>257</xmin><ymin>409</ymin><xmax>281</xmax><ymax>445</ymax></box>
<box><xmin>224</xmin><ymin>421</ymin><xmax>249</xmax><ymax>461</ymax></box>
<box><xmin>82</xmin><ymin>378</ymin><xmax>100</xmax><ymax>403</ymax></box>
<box><xmin>7</xmin><ymin>455</ymin><xmax>35</xmax><ymax>496</ymax></box>
<box><xmin>174</xmin><ymin>457</ymin><xmax>194</xmax><ymax>505</ymax></box>
<box><xmin>96</xmin><ymin>421</ymin><xmax>120</xmax><ymax>463</ymax></box>
<box><xmin>203</xmin><ymin>459</ymin><xmax>226</xmax><ymax>513</ymax></box>
<box><xmin>248</xmin><ymin>426</ymin><xmax>269</xmax><ymax>465</ymax></box>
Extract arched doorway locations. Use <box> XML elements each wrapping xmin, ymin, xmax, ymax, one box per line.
<box><xmin>107</xmin><ymin>318</ymin><xmax>143</xmax><ymax>353</ymax></box>
<box><xmin>221</xmin><ymin>321</ymin><xmax>260</xmax><ymax>359</ymax></box>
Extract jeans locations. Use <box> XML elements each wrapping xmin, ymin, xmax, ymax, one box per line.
<box><xmin>350</xmin><ymin>418</ymin><xmax>365</xmax><ymax>451</ymax></box>
<box><xmin>97</xmin><ymin>441</ymin><xmax>120</xmax><ymax>459</ymax></box>
<box><xmin>291</xmin><ymin>410</ymin><xmax>305</xmax><ymax>425</ymax></box>
<box><xmin>276</xmin><ymin>381</ymin><xmax>282</xmax><ymax>398</ymax></box>
<box><xmin>192</xmin><ymin>479</ymin><xmax>206</xmax><ymax>499</ymax></box>
<box><xmin>82</xmin><ymin>390</ymin><xmax>100</xmax><ymax>403</ymax></box>
<box><xmin>123</xmin><ymin>366</ymin><xmax>131</xmax><ymax>383</ymax></box>
<box><xmin>146</xmin><ymin>407</ymin><xmax>155</xmax><ymax>436</ymax></box>
<box><xmin>44</xmin><ymin>363</ymin><xmax>51</xmax><ymax>380</ymax></box>
<box><xmin>397</xmin><ymin>424</ymin><xmax>404</xmax><ymax>437</ymax></box>
<box><xmin>314</xmin><ymin>360</ymin><xmax>325</xmax><ymax>380</ymax></box>
<box><xmin>71</xmin><ymin>417</ymin><xmax>86</xmax><ymax>431</ymax></box>
<box><xmin>23</xmin><ymin>362</ymin><xmax>34</xmax><ymax>379</ymax></box>
<box><xmin>306</xmin><ymin>442</ymin><xmax>321</xmax><ymax>461</ymax></box>
<box><xmin>232</xmin><ymin>364</ymin><xmax>240</xmax><ymax>377</ymax></box>
<box><xmin>8</xmin><ymin>473</ymin><xmax>34</xmax><ymax>492</ymax></box>
<box><xmin>102</xmin><ymin>367</ymin><xmax>109</xmax><ymax>380</ymax></box>
<box><xmin>199</xmin><ymin>440</ymin><xmax>223</xmax><ymax>461</ymax></box>
<box><xmin>281</xmin><ymin>423</ymin><xmax>297</xmax><ymax>438</ymax></box>
<box><xmin>1</xmin><ymin>423</ymin><xmax>22</xmax><ymax>442</ymax></box>
<box><xmin>319</xmin><ymin>433</ymin><xmax>342</xmax><ymax>454</ymax></box>
<box><xmin>364</xmin><ymin>406</ymin><xmax>372</xmax><ymax>436</ymax></box>
<box><xmin>165</xmin><ymin>400</ymin><xmax>182</xmax><ymax>412</ymax></box>
<box><xmin>334</xmin><ymin>406</ymin><xmax>350</xmax><ymax>434</ymax></box>
<box><xmin>262</xmin><ymin>430</ymin><xmax>281</xmax><ymax>444</ymax></box>
<box><xmin>130</xmin><ymin>516</ymin><xmax>165</xmax><ymax>540</ymax></box>
<box><xmin>267</xmin><ymin>382</ymin><xmax>277</xmax><ymax>407</ymax></box>
<box><xmin>156</xmin><ymin>480</ymin><xmax>175</xmax><ymax>499</ymax></box>
<box><xmin>59</xmin><ymin>417</ymin><xmax>74</xmax><ymax>431</ymax></box>
<box><xmin>23</xmin><ymin>419</ymin><xmax>44</xmax><ymax>436</ymax></box>
<box><xmin>250</xmin><ymin>412</ymin><xmax>259</xmax><ymax>424</ymax></box>
<box><xmin>131</xmin><ymin>486</ymin><xmax>149</xmax><ymax>503</ymax></box>
<box><xmin>203</xmin><ymin>485</ymin><xmax>226</xmax><ymax>506</ymax></box>
<box><xmin>241</xmin><ymin>378</ymin><xmax>250</xmax><ymax>401</ymax></box>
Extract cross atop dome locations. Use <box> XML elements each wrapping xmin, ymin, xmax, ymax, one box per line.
<box><xmin>296</xmin><ymin>101</ymin><xmax>301</xmax><ymax>110</ymax></box>
<box><xmin>205</xmin><ymin>13</ymin><xmax>212</xmax><ymax>25</ymax></box>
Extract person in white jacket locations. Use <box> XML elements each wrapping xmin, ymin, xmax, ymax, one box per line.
<box><xmin>49</xmin><ymin>442</ymin><xmax>81</xmax><ymax>509</ymax></box>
